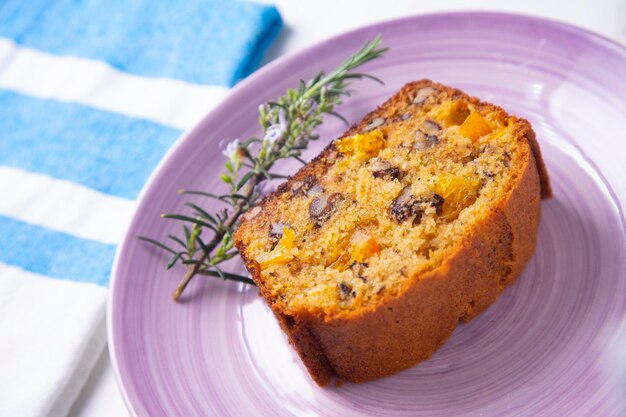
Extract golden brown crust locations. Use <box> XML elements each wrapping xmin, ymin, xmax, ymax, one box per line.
<box><xmin>234</xmin><ymin>80</ymin><xmax>549</xmax><ymax>385</ymax></box>
<box><xmin>523</xmin><ymin>127</ymin><xmax>552</xmax><ymax>199</ymax></box>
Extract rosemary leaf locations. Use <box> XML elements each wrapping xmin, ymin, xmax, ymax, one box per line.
<box><xmin>166</xmin><ymin>253</ymin><xmax>183</xmax><ymax>270</ymax></box>
<box><xmin>162</xmin><ymin>213</ymin><xmax>215</xmax><ymax>229</ymax></box>
<box><xmin>236</xmin><ymin>172</ymin><xmax>253</xmax><ymax>191</ymax></box>
<box><xmin>179</xmin><ymin>189</ymin><xmax>229</xmax><ymax>203</ymax></box>
<box><xmin>293</xmin><ymin>155</ymin><xmax>308</xmax><ymax>165</ymax></box>
<box><xmin>198</xmin><ymin>269</ymin><xmax>256</xmax><ymax>286</ymax></box>
<box><xmin>326</xmin><ymin>110</ymin><xmax>350</xmax><ymax>125</ymax></box>
<box><xmin>138</xmin><ymin>236</ymin><xmax>177</xmax><ymax>255</ymax></box>
<box><xmin>185</xmin><ymin>202</ymin><xmax>219</xmax><ymax>224</ymax></box>
<box><xmin>167</xmin><ymin>234</ymin><xmax>188</xmax><ymax>249</ymax></box>
<box><xmin>267</xmin><ymin>173</ymin><xmax>290</xmax><ymax>180</ymax></box>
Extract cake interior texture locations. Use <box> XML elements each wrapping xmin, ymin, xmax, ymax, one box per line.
<box><xmin>235</xmin><ymin>80</ymin><xmax>550</xmax><ymax>384</ymax></box>
<box><xmin>243</xmin><ymin>85</ymin><xmax>535</xmax><ymax>315</ymax></box>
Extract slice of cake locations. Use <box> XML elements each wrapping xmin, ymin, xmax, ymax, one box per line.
<box><xmin>234</xmin><ymin>80</ymin><xmax>551</xmax><ymax>386</ymax></box>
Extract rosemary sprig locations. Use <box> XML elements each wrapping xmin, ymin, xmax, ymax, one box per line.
<box><xmin>141</xmin><ymin>36</ymin><xmax>388</xmax><ymax>301</ymax></box>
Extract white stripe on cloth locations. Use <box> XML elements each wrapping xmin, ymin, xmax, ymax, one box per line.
<box><xmin>0</xmin><ymin>263</ymin><xmax>107</xmax><ymax>417</ymax></box>
<box><xmin>0</xmin><ymin>37</ymin><xmax>229</xmax><ymax>130</ymax></box>
<box><xmin>0</xmin><ymin>166</ymin><xmax>135</xmax><ymax>245</ymax></box>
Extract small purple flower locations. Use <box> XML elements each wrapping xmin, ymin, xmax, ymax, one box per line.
<box><xmin>222</xmin><ymin>139</ymin><xmax>241</xmax><ymax>159</ymax></box>
<box><xmin>263</xmin><ymin>109</ymin><xmax>287</xmax><ymax>144</ymax></box>
<box><xmin>263</xmin><ymin>124</ymin><xmax>284</xmax><ymax>144</ymax></box>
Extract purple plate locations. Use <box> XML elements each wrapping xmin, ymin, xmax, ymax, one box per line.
<box><xmin>109</xmin><ymin>12</ymin><xmax>626</xmax><ymax>416</ymax></box>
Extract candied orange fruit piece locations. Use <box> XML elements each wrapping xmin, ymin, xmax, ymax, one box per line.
<box><xmin>459</xmin><ymin>112</ymin><xmax>492</xmax><ymax>141</ymax></box>
<box><xmin>443</xmin><ymin>100</ymin><xmax>471</xmax><ymax>126</ymax></box>
<box><xmin>353</xmin><ymin>236</ymin><xmax>380</xmax><ymax>263</ymax></box>
<box><xmin>258</xmin><ymin>226</ymin><xmax>296</xmax><ymax>267</ymax></box>
<box><xmin>331</xmin><ymin>230</ymin><xmax>381</xmax><ymax>271</ymax></box>
<box><xmin>435</xmin><ymin>173</ymin><xmax>479</xmax><ymax>221</ymax></box>
<box><xmin>335</xmin><ymin>130</ymin><xmax>386</xmax><ymax>157</ymax></box>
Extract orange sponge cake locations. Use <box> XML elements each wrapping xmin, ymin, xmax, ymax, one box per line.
<box><xmin>234</xmin><ymin>80</ymin><xmax>551</xmax><ymax>385</ymax></box>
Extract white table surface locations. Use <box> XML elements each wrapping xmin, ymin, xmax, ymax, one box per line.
<box><xmin>67</xmin><ymin>1</ymin><xmax>626</xmax><ymax>416</ymax></box>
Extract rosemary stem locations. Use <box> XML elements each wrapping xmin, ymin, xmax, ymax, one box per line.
<box><xmin>171</xmin><ymin>174</ymin><xmax>260</xmax><ymax>300</ymax></box>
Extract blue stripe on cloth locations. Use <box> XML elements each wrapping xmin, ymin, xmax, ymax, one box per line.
<box><xmin>0</xmin><ymin>215</ymin><xmax>116</xmax><ymax>285</ymax></box>
<box><xmin>0</xmin><ymin>0</ymin><xmax>282</xmax><ymax>86</ymax></box>
<box><xmin>0</xmin><ymin>90</ymin><xmax>181</xmax><ymax>199</ymax></box>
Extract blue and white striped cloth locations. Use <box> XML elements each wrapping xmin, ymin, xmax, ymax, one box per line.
<box><xmin>0</xmin><ymin>1</ymin><xmax>281</xmax><ymax>415</ymax></box>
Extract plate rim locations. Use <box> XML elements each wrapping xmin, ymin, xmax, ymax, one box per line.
<box><xmin>107</xmin><ymin>11</ymin><xmax>626</xmax><ymax>416</ymax></box>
